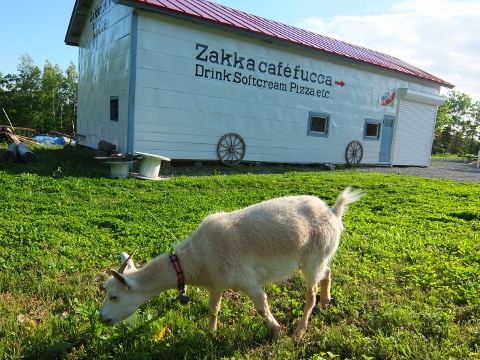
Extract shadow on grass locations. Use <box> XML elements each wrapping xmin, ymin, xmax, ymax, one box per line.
<box><xmin>1</xmin><ymin>143</ymin><xmax>336</xmax><ymax>180</ymax></box>
<box><xmin>1</xmin><ymin>144</ymin><xmax>112</xmax><ymax>179</ymax></box>
<box><xmin>29</xmin><ymin>323</ymin><xmax>272</xmax><ymax>359</ymax></box>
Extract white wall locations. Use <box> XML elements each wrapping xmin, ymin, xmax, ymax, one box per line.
<box><xmin>76</xmin><ymin>0</ymin><xmax>132</xmax><ymax>152</ymax></box>
<box><xmin>131</xmin><ymin>10</ymin><xmax>442</xmax><ymax>164</ymax></box>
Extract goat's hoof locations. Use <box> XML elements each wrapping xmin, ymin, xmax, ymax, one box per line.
<box><xmin>326</xmin><ymin>296</ymin><xmax>336</xmax><ymax>307</ymax></box>
<box><xmin>293</xmin><ymin>328</ymin><xmax>305</xmax><ymax>339</ymax></box>
<box><xmin>317</xmin><ymin>294</ymin><xmax>333</xmax><ymax>309</ymax></box>
<box><xmin>270</xmin><ymin>326</ymin><xmax>281</xmax><ymax>341</ymax></box>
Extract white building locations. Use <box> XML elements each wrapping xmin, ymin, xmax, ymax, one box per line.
<box><xmin>65</xmin><ymin>0</ymin><xmax>454</xmax><ymax>166</ymax></box>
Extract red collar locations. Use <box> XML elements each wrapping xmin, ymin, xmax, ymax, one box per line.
<box><xmin>169</xmin><ymin>254</ymin><xmax>189</xmax><ymax>305</ymax></box>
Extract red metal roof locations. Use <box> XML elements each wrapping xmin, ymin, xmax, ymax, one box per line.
<box><xmin>83</xmin><ymin>0</ymin><xmax>455</xmax><ymax>88</ymax></box>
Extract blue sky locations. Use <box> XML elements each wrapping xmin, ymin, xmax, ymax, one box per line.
<box><xmin>1</xmin><ymin>0</ymin><xmax>478</xmax><ymax>100</ymax></box>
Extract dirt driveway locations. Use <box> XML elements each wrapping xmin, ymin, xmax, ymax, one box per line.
<box><xmin>353</xmin><ymin>158</ymin><xmax>480</xmax><ymax>182</ymax></box>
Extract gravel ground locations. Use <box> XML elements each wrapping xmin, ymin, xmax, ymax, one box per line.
<box><xmin>350</xmin><ymin>158</ymin><xmax>480</xmax><ymax>182</ymax></box>
<box><xmin>162</xmin><ymin>158</ymin><xmax>480</xmax><ymax>182</ymax></box>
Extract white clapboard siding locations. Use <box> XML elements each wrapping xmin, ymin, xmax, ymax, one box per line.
<box><xmin>73</xmin><ymin>3</ymin><xmax>447</xmax><ymax>166</ymax></box>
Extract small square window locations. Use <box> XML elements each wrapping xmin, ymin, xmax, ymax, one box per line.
<box><xmin>110</xmin><ymin>97</ymin><xmax>119</xmax><ymax>122</ymax></box>
<box><xmin>307</xmin><ymin>112</ymin><xmax>330</xmax><ymax>138</ymax></box>
<box><xmin>364</xmin><ymin>120</ymin><xmax>381</xmax><ymax>139</ymax></box>
<box><xmin>311</xmin><ymin>116</ymin><xmax>327</xmax><ymax>133</ymax></box>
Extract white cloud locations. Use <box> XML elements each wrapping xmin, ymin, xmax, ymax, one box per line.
<box><xmin>298</xmin><ymin>0</ymin><xmax>480</xmax><ymax>101</ymax></box>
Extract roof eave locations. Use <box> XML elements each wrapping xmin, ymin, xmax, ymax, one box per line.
<box><xmin>65</xmin><ymin>0</ymin><xmax>93</xmax><ymax>47</ymax></box>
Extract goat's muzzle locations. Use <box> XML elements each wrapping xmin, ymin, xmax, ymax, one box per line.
<box><xmin>99</xmin><ymin>314</ymin><xmax>114</xmax><ymax>326</ymax></box>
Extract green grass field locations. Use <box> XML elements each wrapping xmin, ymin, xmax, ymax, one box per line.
<box><xmin>0</xmin><ymin>145</ymin><xmax>479</xmax><ymax>359</ymax></box>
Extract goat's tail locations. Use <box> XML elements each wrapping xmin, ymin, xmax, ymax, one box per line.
<box><xmin>331</xmin><ymin>187</ymin><xmax>364</xmax><ymax>220</ymax></box>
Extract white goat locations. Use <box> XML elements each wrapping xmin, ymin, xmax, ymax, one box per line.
<box><xmin>99</xmin><ymin>187</ymin><xmax>363</xmax><ymax>339</ymax></box>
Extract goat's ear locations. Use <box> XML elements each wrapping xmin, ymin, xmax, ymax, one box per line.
<box><xmin>120</xmin><ymin>252</ymin><xmax>130</xmax><ymax>262</ymax></box>
<box><xmin>110</xmin><ymin>269</ymin><xmax>132</xmax><ymax>288</ymax></box>
<box><xmin>120</xmin><ymin>251</ymin><xmax>137</xmax><ymax>274</ymax></box>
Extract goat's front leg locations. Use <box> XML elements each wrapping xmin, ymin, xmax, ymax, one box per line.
<box><xmin>207</xmin><ymin>289</ymin><xmax>223</xmax><ymax>332</ymax></box>
<box><xmin>242</xmin><ymin>285</ymin><xmax>281</xmax><ymax>340</ymax></box>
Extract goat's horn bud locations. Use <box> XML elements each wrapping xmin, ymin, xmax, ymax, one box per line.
<box><xmin>118</xmin><ymin>250</ymin><xmax>136</xmax><ymax>274</ymax></box>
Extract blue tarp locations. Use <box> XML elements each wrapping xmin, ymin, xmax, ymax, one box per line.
<box><xmin>32</xmin><ymin>135</ymin><xmax>66</xmax><ymax>146</ymax></box>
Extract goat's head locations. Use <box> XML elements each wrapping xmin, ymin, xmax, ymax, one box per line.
<box><xmin>99</xmin><ymin>251</ymin><xmax>148</xmax><ymax>326</ymax></box>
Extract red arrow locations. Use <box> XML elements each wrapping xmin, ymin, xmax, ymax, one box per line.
<box><xmin>335</xmin><ymin>80</ymin><xmax>345</xmax><ymax>87</ymax></box>
<box><xmin>381</xmin><ymin>92</ymin><xmax>395</xmax><ymax>106</ymax></box>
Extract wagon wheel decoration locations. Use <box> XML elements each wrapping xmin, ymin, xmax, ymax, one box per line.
<box><xmin>345</xmin><ymin>140</ymin><xmax>364</xmax><ymax>166</ymax></box>
<box><xmin>217</xmin><ymin>133</ymin><xmax>246</xmax><ymax>166</ymax></box>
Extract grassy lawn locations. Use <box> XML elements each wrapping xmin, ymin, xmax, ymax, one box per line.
<box><xmin>0</xmin><ymin>144</ymin><xmax>479</xmax><ymax>359</ymax></box>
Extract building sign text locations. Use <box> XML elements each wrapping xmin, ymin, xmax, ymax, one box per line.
<box><xmin>194</xmin><ymin>43</ymin><xmax>334</xmax><ymax>99</ymax></box>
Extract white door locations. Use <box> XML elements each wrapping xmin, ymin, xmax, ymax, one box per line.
<box><xmin>379</xmin><ymin>116</ymin><xmax>394</xmax><ymax>163</ymax></box>
<box><xmin>392</xmin><ymin>100</ymin><xmax>437</xmax><ymax>166</ymax></box>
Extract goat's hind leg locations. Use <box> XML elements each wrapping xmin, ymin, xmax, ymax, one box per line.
<box><xmin>294</xmin><ymin>283</ymin><xmax>318</xmax><ymax>337</ymax></box>
<box><xmin>242</xmin><ymin>285</ymin><xmax>281</xmax><ymax>340</ymax></box>
<box><xmin>319</xmin><ymin>266</ymin><xmax>331</xmax><ymax>308</ymax></box>
<box><xmin>294</xmin><ymin>265</ymin><xmax>331</xmax><ymax>337</ymax></box>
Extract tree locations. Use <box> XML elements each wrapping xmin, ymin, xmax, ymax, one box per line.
<box><xmin>12</xmin><ymin>54</ymin><xmax>42</xmax><ymax>128</ymax></box>
<box><xmin>447</xmin><ymin>90</ymin><xmax>472</xmax><ymax>131</ymax></box>
<box><xmin>466</xmin><ymin>101</ymin><xmax>480</xmax><ymax>154</ymax></box>
<box><xmin>0</xmin><ymin>72</ymin><xmax>18</xmax><ymax>114</ymax></box>
<box><xmin>434</xmin><ymin>90</ymin><xmax>479</xmax><ymax>155</ymax></box>
<box><xmin>432</xmin><ymin>101</ymin><xmax>452</xmax><ymax>154</ymax></box>
<box><xmin>434</xmin><ymin>101</ymin><xmax>452</xmax><ymax>132</ymax></box>
<box><xmin>40</xmin><ymin>61</ymin><xmax>64</xmax><ymax>131</ymax></box>
<box><xmin>440</xmin><ymin>125</ymin><xmax>453</xmax><ymax>151</ymax></box>
<box><xmin>0</xmin><ymin>54</ymin><xmax>78</xmax><ymax>134</ymax></box>
<box><xmin>448</xmin><ymin>131</ymin><xmax>464</xmax><ymax>155</ymax></box>
<box><xmin>431</xmin><ymin>130</ymin><xmax>444</xmax><ymax>155</ymax></box>
<box><xmin>61</xmin><ymin>62</ymin><xmax>79</xmax><ymax>134</ymax></box>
